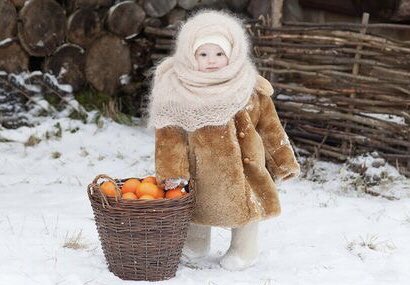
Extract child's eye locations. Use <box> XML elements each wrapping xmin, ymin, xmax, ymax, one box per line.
<box><xmin>217</xmin><ymin>52</ymin><xmax>224</xmax><ymax>56</ymax></box>
<box><xmin>200</xmin><ymin>53</ymin><xmax>207</xmax><ymax>57</ymax></box>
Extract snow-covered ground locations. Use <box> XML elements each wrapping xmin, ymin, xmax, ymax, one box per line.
<box><xmin>0</xmin><ymin>114</ymin><xmax>409</xmax><ymax>285</ymax></box>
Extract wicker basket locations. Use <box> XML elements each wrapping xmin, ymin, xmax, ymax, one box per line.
<box><xmin>87</xmin><ymin>174</ymin><xmax>195</xmax><ymax>281</ymax></box>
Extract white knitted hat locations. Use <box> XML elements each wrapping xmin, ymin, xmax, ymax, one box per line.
<box><xmin>193</xmin><ymin>34</ymin><xmax>232</xmax><ymax>58</ymax></box>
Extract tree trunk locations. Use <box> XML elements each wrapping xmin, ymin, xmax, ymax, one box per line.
<box><xmin>18</xmin><ymin>0</ymin><xmax>66</xmax><ymax>57</ymax></box>
<box><xmin>0</xmin><ymin>39</ymin><xmax>29</xmax><ymax>73</ymax></box>
<box><xmin>0</xmin><ymin>0</ymin><xmax>17</xmax><ymax>41</ymax></box>
<box><xmin>44</xmin><ymin>43</ymin><xmax>86</xmax><ymax>92</ymax></box>
<box><xmin>67</xmin><ymin>8</ymin><xmax>102</xmax><ymax>48</ymax></box>
<box><xmin>107</xmin><ymin>1</ymin><xmax>145</xmax><ymax>39</ymax></box>
<box><xmin>144</xmin><ymin>0</ymin><xmax>177</xmax><ymax>17</ymax></box>
<box><xmin>85</xmin><ymin>34</ymin><xmax>131</xmax><ymax>95</ymax></box>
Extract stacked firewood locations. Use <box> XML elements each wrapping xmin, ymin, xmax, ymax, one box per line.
<box><xmin>0</xmin><ymin>0</ymin><xmax>254</xmax><ymax>124</ymax></box>
<box><xmin>0</xmin><ymin>0</ymin><xmax>155</xmax><ymax>95</ymax></box>
<box><xmin>0</xmin><ymin>0</ymin><xmax>256</xmax><ymax>95</ymax></box>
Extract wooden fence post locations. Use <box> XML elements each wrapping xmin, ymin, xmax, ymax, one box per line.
<box><xmin>342</xmin><ymin>12</ymin><xmax>370</xmax><ymax>156</ymax></box>
<box><xmin>269</xmin><ymin>0</ymin><xmax>284</xmax><ymax>84</ymax></box>
<box><xmin>271</xmin><ymin>0</ymin><xmax>284</xmax><ymax>28</ymax></box>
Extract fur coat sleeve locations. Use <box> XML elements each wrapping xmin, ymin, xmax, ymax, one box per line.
<box><xmin>155</xmin><ymin>127</ymin><xmax>190</xmax><ymax>183</ymax></box>
<box><xmin>256</xmin><ymin>92</ymin><xmax>301</xmax><ymax>182</ymax></box>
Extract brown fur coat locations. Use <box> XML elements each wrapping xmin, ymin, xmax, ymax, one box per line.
<box><xmin>155</xmin><ymin>76</ymin><xmax>300</xmax><ymax>228</ymax></box>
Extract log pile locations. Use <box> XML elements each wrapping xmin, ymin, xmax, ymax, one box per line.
<box><xmin>0</xmin><ymin>0</ymin><xmax>148</xmax><ymax>95</ymax></box>
<box><xmin>0</xmin><ymin>0</ymin><xmax>254</xmax><ymax>124</ymax></box>
<box><xmin>0</xmin><ymin>0</ymin><xmax>253</xmax><ymax>95</ymax></box>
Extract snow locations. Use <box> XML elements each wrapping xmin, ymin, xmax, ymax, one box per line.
<box><xmin>30</xmin><ymin>71</ymin><xmax>43</xmax><ymax>77</ymax></box>
<box><xmin>44</xmin><ymin>73</ymin><xmax>73</xmax><ymax>93</ymax></box>
<box><xmin>9</xmin><ymin>73</ymin><xmax>41</xmax><ymax>93</ymax></box>
<box><xmin>0</xmin><ymin>114</ymin><xmax>409</xmax><ymax>285</ymax></box>
<box><xmin>59</xmin><ymin>67</ymin><xmax>67</xmax><ymax>77</ymax></box>
<box><xmin>125</xmin><ymin>33</ymin><xmax>138</xmax><ymax>40</ymax></box>
<box><xmin>360</xmin><ymin>113</ymin><xmax>406</xmax><ymax>126</ymax></box>
<box><xmin>119</xmin><ymin>74</ymin><xmax>131</xmax><ymax>85</ymax></box>
<box><xmin>277</xmin><ymin>93</ymin><xmax>317</xmax><ymax>101</ymax></box>
<box><xmin>0</xmin><ymin>38</ymin><xmax>13</xmax><ymax>47</ymax></box>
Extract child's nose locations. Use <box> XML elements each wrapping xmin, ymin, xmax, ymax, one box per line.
<box><xmin>208</xmin><ymin>57</ymin><xmax>216</xmax><ymax>64</ymax></box>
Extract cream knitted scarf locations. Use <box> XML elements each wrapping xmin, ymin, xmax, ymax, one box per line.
<box><xmin>147</xmin><ymin>10</ymin><xmax>258</xmax><ymax>132</ymax></box>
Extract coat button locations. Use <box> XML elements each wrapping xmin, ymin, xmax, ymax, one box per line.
<box><xmin>239</xmin><ymin>132</ymin><xmax>245</xmax><ymax>138</ymax></box>
<box><xmin>243</xmin><ymin>157</ymin><xmax>250</xmax><ymax>164</ymax></box>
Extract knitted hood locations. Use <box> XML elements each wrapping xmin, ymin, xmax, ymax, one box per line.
<box><xmin>148</xmin><ymin>10</ymin><xmax>258</xmax><ymax>132</ymax></box>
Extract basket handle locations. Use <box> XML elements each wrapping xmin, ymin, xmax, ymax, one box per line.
<box><xmin>87</xmin><ymin>174</ymin><xmax>122</xmax><ymax>207</ymax></box>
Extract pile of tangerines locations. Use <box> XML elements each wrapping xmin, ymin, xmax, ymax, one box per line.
<box><xmin>99</xmin><ymin>176</ymin><xmax>187</xmax><ymax>200</ymax></box>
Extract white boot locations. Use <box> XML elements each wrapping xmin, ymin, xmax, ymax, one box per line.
<box><xmin>219</xmin><ymin>222</ymin><xmax>259</xmax><ymax>271</ymax></box>
<box><xmin>181</xmin><ymin>223</ymin><xmax>211</xmax><ymax>262</ymax></box>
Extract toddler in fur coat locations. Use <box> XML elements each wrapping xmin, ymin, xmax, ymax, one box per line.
<box><xmin>148</xmin><ymin>10</ymin><xmax>300</xmax><ymax>271</ymax></box>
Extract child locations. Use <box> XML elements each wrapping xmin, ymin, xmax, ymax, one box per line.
<box><xmin>148</xmin><ymin>10</ymin><xmax>300</xmax><ymax>271</ymax></box>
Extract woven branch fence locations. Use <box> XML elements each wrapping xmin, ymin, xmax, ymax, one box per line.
<box><xmin>146</xmin><ymin>15</ymin><xmax>410</xmax><ymax>177</ymax></box>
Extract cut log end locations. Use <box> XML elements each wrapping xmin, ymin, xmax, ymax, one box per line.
<box><xmin>0</xmin><ymin>40</ymin><xmax>29</xmax><ymax>73</ymax></box>
<box><xmin>67</xmin><ymin>8</ymin><xmax>103</xmax><ymax>48</ymax></box>
<box><xmin>0</xmin><ymin>0</ymin><xmax>17</xmax><ymax>41</ymax></box>
<box><xmin>85</xmin><ymin>34</ymin><xmax>131</xmax><ymax>95</ymax></box>
<box><xmin>144</xmin><ymin>0</ymin><xmax>177</xmax><ymax>17</ymax></box>
<box><xmin>18</xmin><ymin>0</ymin><xmax>66</xmax><ymax>57</ymax></box>
<box><xmin>107</xmin><ymin>1</ymin><xmax>146</xmax><ymax>39</ymax></box>
<box><xmin>44</xmin><ymin>43</ymin><xmax>86</xmax><ymax>92</ymax></box>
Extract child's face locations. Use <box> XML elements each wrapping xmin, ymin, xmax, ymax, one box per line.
<box><xmin>194</xmin><ymin>44</ymin><xmax>229</xmax><ymax>72</ymax></box>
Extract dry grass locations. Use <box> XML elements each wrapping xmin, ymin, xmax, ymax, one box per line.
<box><xmin>24</xmin><ymin>135</ymin><xmax>41</xmax><ymax>147</ymax></box>
<box><xmin>51</xmin><ymin>151</ymin><xmax>61</xmax><ymax>159</ymax></box>
<box><xmin>63</xmin><ymin>230</ymin><xmax>88</xmax><ymax>250</ymax></box>
<box><xmin>346</xmin><ymin>234</ymin><xmax>396</xmax><ymax>261</ymax></box>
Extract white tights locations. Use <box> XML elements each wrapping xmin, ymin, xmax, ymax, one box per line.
<box><xmin>181</xmin><ymin>222</ymin><xmax>259</xmax><ymax>271</ymax></box>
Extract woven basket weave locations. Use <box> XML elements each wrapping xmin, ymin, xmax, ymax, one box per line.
<box><xmin>87</xmin><ymin>174</ymin><xmax>195</xmax><ymax>281</ymax></box>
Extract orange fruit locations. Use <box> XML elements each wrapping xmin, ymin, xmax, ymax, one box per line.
<box><xmin>121</xmin><ymin>178</ymin><xmax>141</xmax><ymax>194</ymax></box>
<box><xmin>139</xmin><ymin>194</ymin><xmax>155</xmax><ymax>200</ymax></box>
<box><xmin>100</xmin><ymin>181</ymin><xmax>119</xmax><ymax>197</ymax></box>
<box><xmin>122</xmin><ymin>192</ymin><xmax>137</xmax><ymax>200</ymax></box>
<box><xmin>136</xmin><ymin>182</ymin><xmax>164</xmax><ymax>199</ymax></box>
<box><xmin>165</xmin><ymin>187</ymin><xmax>186</xmax><ymax>199</ymax></box>
<box><xmin>142</xmin><ymin>176</ymin><xmax>157</xmax><ymax>185</ymax></box>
